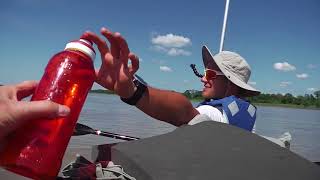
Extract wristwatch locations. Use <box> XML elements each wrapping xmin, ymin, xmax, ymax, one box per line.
<box><xmin>120</xmin><ymin>76</ymin><xmax>147</xmax><ymax>105</ymax></box>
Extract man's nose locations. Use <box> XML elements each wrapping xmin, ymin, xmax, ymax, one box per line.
<box><xmin>200</xmin><ymin>76</ymin><xmax>207</xmax><ymax>83</ymax></box>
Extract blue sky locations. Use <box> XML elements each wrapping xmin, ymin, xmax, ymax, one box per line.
<box><xmin>1</xmin><ymin>0</ymin><xmax>319</xmax><ymax>96</ymax></box>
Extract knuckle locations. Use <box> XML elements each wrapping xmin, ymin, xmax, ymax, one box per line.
<box><xmin>43</xmin><ymin>100</ymin><xmax>58</xmax><ymax>111</ymax></box>
<box><xmin>0</xmin><ymin>100</ymin><xmax>11</xmax><ymax>112</ymax></box>
<box><xmin>21</xmin><ymin>80</ymin><xmax>30</xmax><ymax>84</ymax></box>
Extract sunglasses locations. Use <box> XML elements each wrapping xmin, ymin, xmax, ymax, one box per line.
<box><xmin>204</xmin><ymin>69</ymin><xmax>225</xmax><ymax>80</ymax></box>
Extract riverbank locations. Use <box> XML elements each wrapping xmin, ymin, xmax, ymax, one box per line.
<box><xmin>89</xmin><ymin>91</ymin><xmax>320</xmax><ymax>110</ymax></box>
<box><xmin>190</xmin><ymin>98</ymin><xmax>320</xmax><ymax>110</ymax></box>
<box><xmin>252</xmin><ymin>103</ymin><xmax>320</xmax><ymax>110</ymax></box>
<box><xmin>90</xmin><ymin>89</ymin><xmax>115</xmax><ymax>94</ymax></box>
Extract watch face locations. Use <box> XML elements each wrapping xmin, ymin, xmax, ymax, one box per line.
<box><xmin>134</xmin><ymin>74</ymin><xmax>148</xmax><ymax>86</ymax></box>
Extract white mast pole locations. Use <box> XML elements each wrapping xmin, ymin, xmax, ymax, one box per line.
<box><xmin>219</xmin><ymin>0</ymin><xmax>230</xmax><ymax>53</ymax></box>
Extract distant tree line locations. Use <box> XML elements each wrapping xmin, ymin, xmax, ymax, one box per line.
<box><xmin>183</xmin><ymin>90</ymin><xmax>320</xmax><ymax>108</ymax></box>
<box><xmin>89</xmin><ymin>88</ymin><xmax>320</xmax><ymax>108</ymax></box>
<box><xmin>247</xmin><ymin>91</ymin><xmax>320</xmax><ymax>108</ymax></box>
<box><xmin>89</xmin><ymin>89</ymin><xmax>115</xmax><ymax>94</ymax></box>
<box><xmin>183</xmin><ymin>90</ymin><xmax>203</xmax><ymax>101</ymax></box>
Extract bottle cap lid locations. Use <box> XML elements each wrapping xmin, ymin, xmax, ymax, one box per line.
<box><xmin>65</xmin><ymin>39</ymin><xmax>96</xmax><ymax>61</ymax></box>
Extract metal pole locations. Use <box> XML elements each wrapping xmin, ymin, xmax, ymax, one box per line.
<box><xmin>219</xmin><ymin>0</ymin><xmax>230</xmax><ymax>52</ymax></box>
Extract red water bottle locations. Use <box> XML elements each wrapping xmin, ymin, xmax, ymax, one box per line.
<box><xmin>0</xmin><ymin>39</ymin><xmax>96</xmax><ymax>179</ymax></box>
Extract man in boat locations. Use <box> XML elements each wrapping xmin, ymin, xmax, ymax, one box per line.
<box><xmin>82</xmin><ymin>27</ymin><xmax>260</xmax><ymax>132</ymax></box>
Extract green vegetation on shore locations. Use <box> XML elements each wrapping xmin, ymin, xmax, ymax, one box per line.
<box><xmin>89</xmin><ymin>89</ymin><xmax>320</xmax><ymax>109</ymax></box>
<box><xmin>183</xmin><ymin>90</ymin><xmax>320</xmax><ymax>109</ymax></box>
<box><xmin>247</xmin><ymin>92</ymin><xmax>320</xmax><ymax>109</ymax></box>
<box><xmin>89</xmin><ymin>89</ymin><xmax>115</xmax><ymax>94</ymax></box>
<box><xmin>251</xmin><ymin>103</ymin><xmax>319</xmax><ymax>110</ymax></box>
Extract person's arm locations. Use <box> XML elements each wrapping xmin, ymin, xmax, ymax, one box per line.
<box><xmin>81</xmin><ymin>28</ymin><xmax>198</xmax><ymax>126</ymax></box>
<box><xmin>136</xmin><ymin>86</ymin><xmax>199</xmax><ymax>126</ymax></box>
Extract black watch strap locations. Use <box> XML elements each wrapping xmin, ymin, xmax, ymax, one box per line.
<box><xmin>120</xmin><ymin>79</ymin><xmax>147</xmax><ymax>105</ymax></box>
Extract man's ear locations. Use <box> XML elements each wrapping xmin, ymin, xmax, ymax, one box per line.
<box><xmin>229</xmin><ymin>81</ymin><xmax>240</xmax><ymax>95</ymax></box>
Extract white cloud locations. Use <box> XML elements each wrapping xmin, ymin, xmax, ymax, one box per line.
<box><xmin>151</xmin><ymin>45</ymin><xmax>168</xmax><ymax>53</ymax></box>
<box><xmin>280</xmin><ymin>81</ymin><xmax>292</xmax><ymax>87</ymax></box>
<box><xmin>307</xmin><ymin>64</ymin><xmax>317</xmax><ymax>69</ymax></box>
<box><xmin>307</xmin><ymin>88</ymin><xmax>317</xmax><ymax>92</ymax></box>
<box><xmin>296</xmin><ymin>73</ymin><xmax>309</xmax><ymax>79</ymax></box>
<box><xmin>273</xmin><ymin>62</ymin><xmax>296</xmax><ymax>72</ymax></box>
<box><xmin>248</xmin><ymin>81</ymin><xmax>257</xmax><ymax>85</ymax></box>
<box><xmin>160</xmin><ymin>66</ymin><xmax>173</xmax><ymax>72</ymax></box>
<box><xmin>152</xmin><ymin>34</ymin><xmax>191</xmax><ymax>48</ymax></box>
<box><xmin>151</xmin><ymin>46</ymin><xmax>191</xmax><ymax>56</ymax></box>
<box><xmin>151</xmin><ymin>33</ymin><xmax>192</xmax><ymax>57</ymax></box>
<box><xmin>167</xmin><ymin>48</ymin><xmax>191</xmax><ymax>56</ymax></box>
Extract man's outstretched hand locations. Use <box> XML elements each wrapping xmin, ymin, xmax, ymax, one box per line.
<box><xmin>81</xmin><ymin>27</ymin><xmax>140</xmax><ymax>98</ymax></box>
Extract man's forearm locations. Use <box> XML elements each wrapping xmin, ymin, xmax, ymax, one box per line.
<box><xmin>136</xmin><ymin>86</ymin><xmax>199</xmax><ymax>126</ymax></box>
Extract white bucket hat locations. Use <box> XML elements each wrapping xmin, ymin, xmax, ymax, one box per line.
<box><xmin>202</xmin><ymin>45</ymin><xmax>260</xmax><ymax>97</ymax></box>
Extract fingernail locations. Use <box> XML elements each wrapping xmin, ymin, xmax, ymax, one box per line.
<box><xmin>101</xmin><ymin>27</ymin><xmax>107</xmax><ymax>32</ymax></box>
<box><xmin>114</xmin><ymin>32</ymin><xmax>121</xmax><ymax>37</ymax></box>
<box><xmin>58</xmin><ymin>105</ymin><xmax>70</xmax><ymax>117</ymax></box>
<box><xmin>80</xmin><ymin>34</ymin><xmax>87</xmax><ymax>39</ymax></box>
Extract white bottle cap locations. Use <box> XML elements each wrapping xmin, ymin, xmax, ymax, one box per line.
<box><xmin>64</xmin><ymin>39</ymin><xmax>96</xmax><ymax>61</ymax></box>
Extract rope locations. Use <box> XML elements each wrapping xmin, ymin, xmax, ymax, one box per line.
<box><xmin>190</xmin><ymin>64</ymin><xmax>203</xmax><ymax>78</ymax></box>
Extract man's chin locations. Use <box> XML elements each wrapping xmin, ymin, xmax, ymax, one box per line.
<box><xmin>202</xmin><ymin>90</ymin><xmax>218</xmax><ymax>99</ymax></box>
<box><xmin>201</xmin><ymin>91</ymin><xmax>210</xmax><ymax>99</ymax></box>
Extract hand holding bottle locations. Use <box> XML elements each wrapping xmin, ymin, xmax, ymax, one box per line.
<box><xmin>0</xmin><ymin>38</ymin><xmax>96</xmax><ymax>179</ymax></box>
<box><xmin>0</xmin><ymin>81</ymin><xmax>70</xmax><ymax>143</ymax></box>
